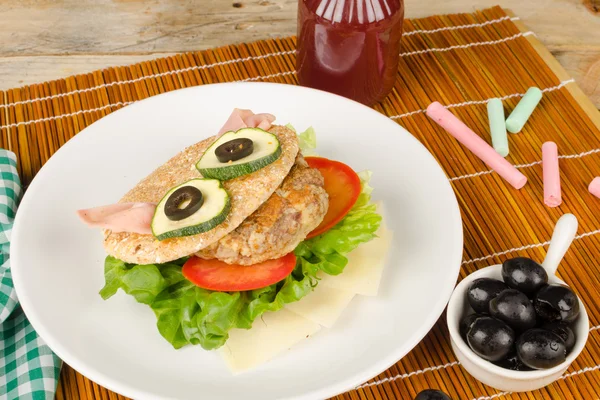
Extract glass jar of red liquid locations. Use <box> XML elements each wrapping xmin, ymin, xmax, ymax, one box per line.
<box><xmin>296</xmin><ymin>0</ymin><xmax>404</xmax><ymax>106</ymax></box>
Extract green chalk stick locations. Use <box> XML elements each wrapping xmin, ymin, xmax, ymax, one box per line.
<box><xmin>487</xmin><ymin>98</ymin><xmax>509</xmax><ymax>157</ymax></box>
<box><xmin>506</xmin><ymin>87</ymin><xmax>543</xmax><ymax>133</ymax></box>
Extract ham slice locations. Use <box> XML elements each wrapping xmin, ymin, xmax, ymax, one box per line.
<box><xmin>77</xmin><ymin>203</ymin><xmax>156</xmax><ymax>235</ymax></box>
<box><xmin>78</xmin><ymin>109</ymin><xmax>277</xmax><ymax>235</ymax></box>
<box><xmin>218</xmin><ymin>110</ymin><xmax>247</xmax><ymax>134</ymax></box>
<box><xmin>218</xmin><ymin>108</ymin><xmax>276</xmax><ymax>134</ymax></box>
<box><xmin>246</xmin><ymin>113</ymin><xmax>276</xmax><ymax>131</ymax></box>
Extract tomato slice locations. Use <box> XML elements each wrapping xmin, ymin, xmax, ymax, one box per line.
<box><xmin>182</xmin><ymin>253</ymin><xmax>297</xmax><ymax>291</ymax></box>
<box><xmin>305</xmin><ymin>157</ymin><xmax>361</xmax><ymax>239</ymax></box>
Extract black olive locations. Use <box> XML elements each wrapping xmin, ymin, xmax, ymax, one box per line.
<box><xmin>502</xmin><ymin>257</ymin><xmax>548</xmax><ymax>296</ymax></box>
<box><xmin>164</xmin><ymin>186</ymin><xmax>204</xmax><ymax>221</ymax></box>
<box><xmin>534</xmin><ymin>284</ymin><xmax>580</xmax><ymax>323</ymax></box>
<box><xmin>459</xmin><ymin>313</ymin><xmax>485</xmax><ymax>340</ymax></box>
<box><xmin>215</xmin><ymin>138</ymin><xmax>254</xmax><ymax>163</ymax></box>
<box><xmin>541</xmin><ymin>321</ymin><xmax>576</xmax><ymax>352</ymax></box>
<box><xmin>489</xmin><ymin>289</ymin><xmax>537</xmax><ymax>331</ymax></box>
<box><xmin>467</xmin><ymin>278</ymin><xmax>508</xmax><ymax>313</ymax></box>
<box><xmin>516</xmin><ymin>329</ymin><xmax>566</xmax><ymax>369</ymax></box>
<box><xmin>466</xmin><ymin>316</ymin><xmax>515</xmax><ymax>362</ymax></box>
<box><xmin>493</xmin><ymin>352</ymin><xmax>533</xmax><ymax>371</ymax></box>
<box><xmin>414</xmin><ymin>389</ymin><xmax>452</xmax><ymax>400</ymax></box>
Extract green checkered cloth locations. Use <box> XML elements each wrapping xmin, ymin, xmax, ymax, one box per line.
<box><xmin>0</xmin><ymin>150</ymin><xmax>62</xmax><ymax>400</ymax></box>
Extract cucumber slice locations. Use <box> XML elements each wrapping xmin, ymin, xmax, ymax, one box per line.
<box><xmin>196</xmin><ymin>128</ymin><xmax>282</xmax><ymax>180</ymax></box>
<box><xmin>151</xmin><ymin>179</ymin><xmax>230</xmax><ymax>241</ymax></box>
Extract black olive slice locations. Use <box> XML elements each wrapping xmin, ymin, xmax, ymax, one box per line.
<box><xmin>164</xmin><ymin>186</ymin><xmax>204</xmax><ymax>221</ymax></box>
<box><xmin>215</xmin><ymin>138</ymin><xmax>254</xmax><ymax>163</ymax></box>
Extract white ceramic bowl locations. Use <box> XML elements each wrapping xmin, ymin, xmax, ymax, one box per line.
<box><xmin>447</xmin><ymin>214</ymin><xmax>590</xmax><ymax>392</ymax></box>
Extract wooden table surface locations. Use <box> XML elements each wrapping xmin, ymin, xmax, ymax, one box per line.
<box><xmin>2</xmin><ymin>1</ymin><xmax>600</xmax><ymax>400</ymax></box>
<box><xmin>0</xmin><ymin>0</ymin><xmax>599</xmax><ymax>108</ymax></box>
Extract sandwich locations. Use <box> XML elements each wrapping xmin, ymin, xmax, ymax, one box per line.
<box><xmin>78</xmin><ymin>108</ymin><xmax>385</xmax><ymax>370</ymax></box>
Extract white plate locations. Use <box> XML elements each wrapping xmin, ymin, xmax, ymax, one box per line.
<box><xmin>12</xmin><ymin>82</ymin><xmax>463</xmax><ymax>400</ymax></box>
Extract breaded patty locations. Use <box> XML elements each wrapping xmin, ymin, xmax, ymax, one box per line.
<box><xmin>103</xmin><ymin>125</ymin><xmax>299</xmax><ymax>265</ymax></box>
<box><xmin>195</xmin><ymin>154</ymin><xmax>328</xmax><ymax>265</ymax></box>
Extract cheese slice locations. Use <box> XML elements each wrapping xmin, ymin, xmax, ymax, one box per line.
<box><xmin>286</xmin><ymin>284</ymin><xmax>355</xmax><ymax>328</ymax></box>
<box><xmin>220</xmin><ymin>202</ymin><xmax>391</xmax><ymax>373</ymax></box>
<box><xmin>317</xmin><ymin>225</ymin><xmax>393</xmax><ymax>296</ymax></box>
<box><xmin>220</xmin><ymin>309</ymin><xmax>321</xmax><ymax>373</ymax></box>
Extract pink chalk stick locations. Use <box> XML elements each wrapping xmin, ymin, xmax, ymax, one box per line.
<box><xmin>542</xmin><ymin>141</ymin><xmax>561</xmax><ymax>207</ymax></box>
<box><xmin>589</xmin><ymin>177</ymin><xmax>600</xmax><ymax>199</ymax></box>
<box><xmin>426</xmin><ymin>102</ymin><xmax>527</xmax><ymax>189</ymax></box>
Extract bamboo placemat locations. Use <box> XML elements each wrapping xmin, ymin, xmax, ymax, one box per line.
<box><xmin>4</xmin><ymin>5</ymin><xmax>600</xmax><ymax>400</ymax></box>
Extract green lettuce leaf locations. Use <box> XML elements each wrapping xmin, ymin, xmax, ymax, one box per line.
<box><xmin>101</xmin><ymin>172</ymin><xmax>381</xmax><ymax>350</ymax></box>
<box><xmin>287</xmin><ymin>124</ymin><xmax>318</xmax><ymax>156</ymax></box>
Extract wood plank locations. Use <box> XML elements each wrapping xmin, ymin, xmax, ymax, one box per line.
<box><xmin>0</xmin><ymin>0</ymin><xmax>297</xmax><ymax>55</ymax></box>
<box><xmin>35</xmin><ymin>8</ymin><xmax>600</xmax><ymax>396</ymax></box>
<box><xmin>1</xmin><ymin>0</ymin><xmax>598</xmax><ymax>55</ymax></box>
<box><xmin>0</xmin><ymin>54</ymin><xmax>176</xmax><ymax>89</ymax></box>
<box><xmin>508</xmin><ymin>9</ymin><xmax>600</xmax><ymax>131</ymax></box>
<box><xmin>554</xmin><ymin>50</ymin><xmax>600</xmax><ymax>108</ymax></box>
<box><xmin>0</xmin><ymin>0</ymin><xmax>599</xmax><ymax>108</ymax></box>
